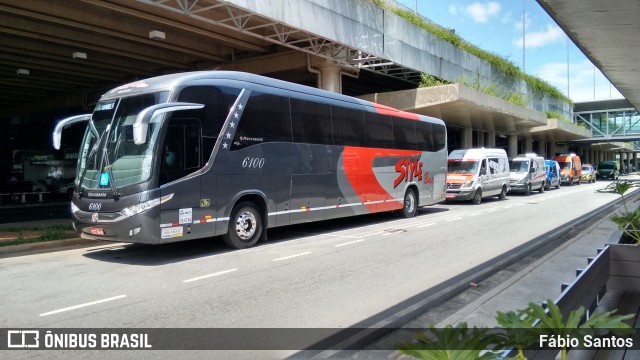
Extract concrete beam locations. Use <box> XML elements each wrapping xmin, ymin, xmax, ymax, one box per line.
<box><xmin>360</xmin><ymin>84</ymin><xmax>547</xmax><ymax>133</ymax></box>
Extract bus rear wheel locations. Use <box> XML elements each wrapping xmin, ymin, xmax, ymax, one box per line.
<box><xmin>401</xmin><ymin>188</ymin><xmax>417</xmax><ymax>218</ymax></box>
<box><xmin>223</xmin><ymin>201</ymin><xmax>262</xmax><ymax>249</ymax></box>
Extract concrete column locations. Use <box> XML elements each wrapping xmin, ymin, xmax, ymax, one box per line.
<box><xmin>486</xmin><ymin>131</ymin><xmax>496</xmax><ymax>147</ymax></box>
<box><xmin>537</xmin><ymin>140</ymin><xmax>546</xmax><ymax>158</ymax></box>
<box><xmin>508</xmin><ymin>134</ymin><xmax>518</xmax><ymax>158</ymax></box>
<box><xmin>621</xmin><ymin>152</ymin><xmax>627</xmax><ymax>173</ymax></box>
<box><xmin>634</xmin><ymin>152</ymin><xmax>638</xmax><ymax>172</ymax></box>
<box><xmin>463</xmin><ymin>127</ymin><xmax>473</xmax><ymax>148</ymax></box>
<box><xmin>477</xmin><ymin>131</ymin><xmax>484</xmax><ymax>147</ymax></box>
<box><xmin>524</xmin><ymin>136</ymin><xmax>533</xmax><ymax>153</ymax></box>
<box><xmin>549</xmin><ymin>141</ymin><xmax>557</xmax><ymax>158</ymax></box>
<box><xmin>317</xmin><ymin>63</ymin><xmax>342</xmax><ymax>93</ymax></box>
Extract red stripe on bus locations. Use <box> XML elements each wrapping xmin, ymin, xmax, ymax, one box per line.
<box><xmin>371</xmin><ymin>103</ymin><xmax>420</xmax><ymax>120</ymax></box>
<box><xmin>342</xmin><ymin>147</ymin><xmax>421</xmax><ymax>212</ymax></box>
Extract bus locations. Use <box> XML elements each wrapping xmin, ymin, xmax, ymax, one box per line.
<box><xmin>53</xmin><ymin>71</ymin><xmax>447</xmax><ymax>249</ymax></box>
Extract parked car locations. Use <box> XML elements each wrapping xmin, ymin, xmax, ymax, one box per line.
<box><xmin>57</xmin><ymin>180</ymin><xmax>75</xmax><ymax>199</ymax></box>
<box><xmin>580</xmin><ymin>164</ymin><xmax>596</xmax><ymax>183</ymax></box>
<box><xmin>544</xmin><ymin>159</ymin><xmax>561</xmax><ymax>190</ymax></box>
<box><xmin>553</xmin><ymin>153</ymin><xmax>582</xmax><ymax>186</ymax></box>
<box><xmin>509</xmin><ymin>153</ymin><xmax>547</xmax><ymax>195</ymax></box>
<box><xmin>446</xmin><ymin>148</ymin><xmax>510</xmax><ymax>205</ymax></box>
<box><xmin>11</xmin><ymin>180</ymin><xmax>47</xmax><ymax>193</ymax></box>
<box><xmin>597</xmin><ymin>160</ymin><xmax>620</xmax><ymax>180</ymax></box>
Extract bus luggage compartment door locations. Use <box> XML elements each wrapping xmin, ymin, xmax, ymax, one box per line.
<box><xmin>289</xmin><ymin>174</ymin><xmax>327</xmax><ymax>225</ymax></box>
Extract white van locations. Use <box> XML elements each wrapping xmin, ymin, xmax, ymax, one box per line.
<box><xmin>509</xmin><ymin>153</ymin><xmax>547</xmax><ymax>195</ymax></box>
<box><xmin>446</xmin><ymin>148</ymin><xmax>510</xmax><ymax>205</ymax></box>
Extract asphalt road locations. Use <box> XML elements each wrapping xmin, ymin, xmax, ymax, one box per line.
<box><xmin>0</xmin><ymin>179</ymin><xmax>629</xmax><ymax>359</ymax></box>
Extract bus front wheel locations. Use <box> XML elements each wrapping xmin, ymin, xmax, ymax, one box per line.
<box><xmin>401</xmin><ymin>188</ymin><xmax>418</xmax><ymax>218</ymax></box>
<box><xmin>223</xmin><ymin>201</ymin><xmax>262</xmax><ymax>249</ymax></box>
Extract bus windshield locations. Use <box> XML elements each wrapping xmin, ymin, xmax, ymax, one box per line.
<box><xmin>448</xmin><ymin>160</ymin><xmax>479</xmax><ymax>174</ymax></box>
<box><xmin>76</xmin><ymin>92</ymin><xmax>169</xmax><ymax>191</ymax></box>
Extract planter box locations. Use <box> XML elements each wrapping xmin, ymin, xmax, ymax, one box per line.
<box><xmin>522</xmin><ymin>244</ymin><xmax>640</xmax><ymax>360</ymax></box>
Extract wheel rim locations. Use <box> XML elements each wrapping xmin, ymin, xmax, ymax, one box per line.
<box><xmin>405</xmin><ymin>192</ymin><xmax>415</xmax><ymax>214</ymax></box>
<box><xmin>234</xmin><ymin>210</ymin><xmax>257</xmax><ymax>241</ymax></box>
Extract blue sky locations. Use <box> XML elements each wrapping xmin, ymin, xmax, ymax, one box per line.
<box><xmin>393</xmin><ymin>0</ymin><xmax>623</xmax><ymax>102</ymax></box>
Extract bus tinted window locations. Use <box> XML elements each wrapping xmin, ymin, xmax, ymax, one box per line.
<box><xmin>232</xmin><ymin>92</ymin><xmax>292</xmax><ymax>150</ymax></box>
<box><xmin>433</xmin><ymin>123</ymin><xmax>446</xmax><ymax>151</ymax></box>
<box><xmin>291</xmin><ymin>98</ymin><xmax>333</xmax><ymax>145</ymax></box>
<box><xmin>365</xmin><ymin>113</ymin><xmax>393</xmax><ymax>149</ymax></box>
<box><xmin>415</xmin><ymin>121</ymin><xmax>434</xmax><ymax>151</ymax></box>
<box><xmin>176</xmin><ymin>86</ymin><xmax>241</xmax><ymax>138</ymax></box>
<box><xmin>393</xmin><ymin>117</ymin><xmax>417</xmax><ymax>150</ymax></box>
<box><xmin>160</xmin><ymin>118</ymin><xmax>201</xmax><ymax>185</ymax></box>
<box><xmin>177</xmin><ymin>86</ymin><xmax>240</xmax><ymax>159</ymax></box>
<box><xmin>332</xmin><ymin>106</ymin><xmax>364</xmax><ymax>147</ymax></box>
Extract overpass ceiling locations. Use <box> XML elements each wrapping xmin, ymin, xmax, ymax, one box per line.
<box><xmin>0</xmin><ymin>0</ymin><xmax>420</xmax><ymax>118</ymax></box>
<box><xmin>0</xmin><ymin>0</ymin><xmax>272</xmax><ymax>114</ymax></box>
<box><xmin>537</xmin><ymin>0</ymin><xmax>640</xmax><ymax>110</ymax></box>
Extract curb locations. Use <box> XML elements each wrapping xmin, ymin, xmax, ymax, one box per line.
<box><xmin>0</xmin><ymin>237</ymin><xmax>110</xmax><ymax>258</ymax></box>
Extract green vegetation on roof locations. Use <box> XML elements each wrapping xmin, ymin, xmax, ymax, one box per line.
<box><xmin>360</xmin><ymin>0</ymin><xmax>572</xmax><ymax>105</ymax></box>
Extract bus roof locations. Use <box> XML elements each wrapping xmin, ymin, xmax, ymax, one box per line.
<box><xmin>100</xmin><ymin>71</ymin><xmax>442</xmax><ymax>124</ymax></box>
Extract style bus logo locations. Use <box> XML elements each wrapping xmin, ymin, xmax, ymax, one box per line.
<box><xmin>394</xmin><ymin>158</ymin><xmax>435</xmax><ymax>188</ymax></box>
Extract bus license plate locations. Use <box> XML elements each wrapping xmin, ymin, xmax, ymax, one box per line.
<box><xmin>89</xmin><ymin>227</ymin><xmax>104</xmax><ymax>236</ymax></box>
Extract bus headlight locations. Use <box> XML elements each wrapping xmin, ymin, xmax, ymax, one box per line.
<box><xmin>122</xmin><ymin>193</ymin><xmax>173</xmax><ymax>218</ymax></box>
<box><xmin>71</xmin><ymin>202</ymin><xmax>79</xmax><ymax>214</ymax></box>
<box><xmin>462</xmin><ymin>180</ymin><xmax>475</xmax><ymax>188</ymax></box>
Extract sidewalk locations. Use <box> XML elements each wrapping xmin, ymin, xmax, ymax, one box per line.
<box><xmin>431</xmin><ymin>204</ymin><xmax>622</xmax><ymax>328</ymax></box>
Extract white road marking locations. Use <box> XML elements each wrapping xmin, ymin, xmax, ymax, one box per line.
<box><xmin>273</xmin><ymin>252</ymin><xmax>312</xmax><ymax>262</ymax></box>
<box><xmin>446</xmin><ymin>217</ymin><xmax>462</xmax><ymax>222</ymax></box>
<box><xmin>39</xmin><ymin>295</ymin><xmax>127</xmax><ymax>317</ymax></box>
<box><xmin>417</xmin><ymin>223</ymin><xmax>435</xmax><ymax>228</ymax></box>
<box><xmin>335</xmin><ymin>240</ymin><xmax>365</xmax><ymax>247</ymax></box>
<box><xmin>183</xmin><ymin>268</ymin><xmax>238</xmax><ymax>283</ymax></box>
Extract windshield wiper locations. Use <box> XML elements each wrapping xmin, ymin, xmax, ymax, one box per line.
<box><xmin>102</xmin><ymin>149</ymin><xmax>121</xmax><ymax>201</ymax></box>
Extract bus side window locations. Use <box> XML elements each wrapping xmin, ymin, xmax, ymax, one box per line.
<box><xmin>232</xmin><ymin>92</ymin><xmax>292</xmax><ymax>150</ymax></box>
<box><xmin>159</xmin><ymin>119</ymin><xmax>201</xmax><ymax>186</ymax></box>
<box><xmin>291</xmin><ymin>98</ymin><xmax>332</xmax><ymax>145</ymax></box>
<box><xmin>393</xmin><ymin>117</ymin><xmax>417</xmax><ymax>150</ymax></box>
<box><xmin>177</xmin><ymin>85</ymin><xmax>241</xmax><ymax>159</ymax></box>
<box><xmin>332</xmin><ymin>106</ymin><xmax>364</xmax><ymax>147</ymax></box>
<box><xmin>365</xmin><ymin>112</ymin><xmax>393</xmax><ymax>149</ymax></box>
<box><xmin>415</xmin><ymin>121</ymin><xmax>434</xmax><ymax>152</ymax></box>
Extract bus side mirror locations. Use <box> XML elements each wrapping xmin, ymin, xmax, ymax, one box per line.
<box><xmin>53</xmin><ymin>114</ymin><xmax>92</xmax><ymax>150</ymax></box>
<box><xmin>133</xmin><ymin>102</ymin><xmax>204</xmax><ymax>145</ymax></box>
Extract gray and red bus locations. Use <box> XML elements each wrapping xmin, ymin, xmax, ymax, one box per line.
<box><xmin>53</xmin><ymin>71</ymin><xmax>447</xmax><ymax>249</ymax></box>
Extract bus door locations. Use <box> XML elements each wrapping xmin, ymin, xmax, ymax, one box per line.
<box><xmin>159</xmin><ymin>118</ymin><xmax>208</xmax><ymax>239</ymax></box>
